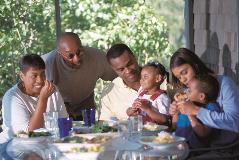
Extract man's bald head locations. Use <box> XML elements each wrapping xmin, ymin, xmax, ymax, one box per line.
<box><xmin>57</xmin><ymin>32</ymin><xmax>81</xmax><ymax>47</ymax></box>
<box><xmin>57</xmin><ymin>32</ymin><xmax>85</xmax><ymax>69</ymax></box>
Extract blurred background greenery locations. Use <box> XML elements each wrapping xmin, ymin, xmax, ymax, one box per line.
<box><xmin>0</xmin><ymin>0</ymin><xmax>185</xmax><ymax>123</ymax></box>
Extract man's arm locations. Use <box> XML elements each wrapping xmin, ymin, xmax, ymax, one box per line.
<box><xmin>99</xmin><ymin>98</ymin><xmax>115</xmax><ymax>121</ymax></box>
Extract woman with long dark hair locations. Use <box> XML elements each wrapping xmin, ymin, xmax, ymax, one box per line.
<box><xmin>169</xmin><ymin>48</ymin><xmax>239</xmax><ymax>158</ymax></box>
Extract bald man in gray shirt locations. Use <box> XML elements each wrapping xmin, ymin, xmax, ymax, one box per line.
<box><xmin>42</xmin><ymin>32</ymin><xmax>116</xmax><ymax>120</ymax></box>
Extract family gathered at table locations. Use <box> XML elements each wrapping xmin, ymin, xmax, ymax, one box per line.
<box><xmin>1</xmin><ymin>32</ymin><xmax>239</xmax><ymax>160</ymax></box>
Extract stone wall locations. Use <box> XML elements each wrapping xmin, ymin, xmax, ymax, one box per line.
<box><xmin>193</xmin><ymin>0</ymin><xmax>239</xmax><ymax>84</ymax></box>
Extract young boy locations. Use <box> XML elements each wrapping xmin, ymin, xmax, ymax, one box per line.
<box><xmin>170</xmin><ymin>74</ymin><xmax>220</xmax><ymax>148</ymax></box>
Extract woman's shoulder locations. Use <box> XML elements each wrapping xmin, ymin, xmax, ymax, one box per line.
<box><xmin>217</xmin><ymin>75</ymin><xmax>237</xmax><ymax>86</ymax></box>
<box><xmin>217</xmin><ymin>75</ymin><xmax>238</xmax><ymax>93</ymax></box>
<box><xmin>3</xmin><ymin>85</ymin><xmax>18</xmax><ymax>99</ymax></box>
<box><xmin>2</xmin><ymin>84</ymin><xmax>24</xmax><ymax>107</ymax></box>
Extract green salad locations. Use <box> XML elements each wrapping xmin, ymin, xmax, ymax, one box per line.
<box><xmin>91</xmin><ymin>122</ymin><xmax>118</xmax><ymax>133</ymax></box>
<box><xmin>28</xmin><ymin>131</ymin><xmax>51</xmax><ymax>137</ymax></box>
<box><xmin>15</xmin><ymin>130</ymin><xmax>51</xmax><ymax>138</ymax></box>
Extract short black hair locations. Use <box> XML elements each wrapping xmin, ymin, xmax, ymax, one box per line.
<box><xmin>19</xmin><ymin>54</ymin><xmax>45</xmax><ymax>73</ymax></box>
<box><xmin>195</xmin><ymin>74</ymin><xmax>219</xmax><ymax>102</ymax></box>
<box><xmin>106</xmin><ymin>43</ymin><xmax>134</xmax><ymax>62</ymax></box>
<box><xmin>144</xmin><ymin>60</ymin><xmax>168</xmax><ymax>77</ymax></box>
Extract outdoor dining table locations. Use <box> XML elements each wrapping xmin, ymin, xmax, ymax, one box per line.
<box><xmin>5</xmin><ymin>130</ymin><xmax>189</xmax><ymax>160</ymax></box>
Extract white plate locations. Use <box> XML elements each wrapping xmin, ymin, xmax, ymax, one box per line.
<box><xmin>143</xmin><ymin>124</ymin><xmax>168</xmax><ymax>132</ymax></box>
<box><xmin>52</xmin><ymin>143</ymin><xmax>102</xmax><ymax>160</ymax></box>
<box><xmin>139</xmin><ymin>135</ymin><xmax>185</xmax><ymax>149</ymax></box>
<box><xmin>34</xmin><ymin>128</ymin><xmax>49</xmax><ymax>132</ymax></box>
<box><xmin>74</xmin><ymin>132</ymin><xmax>119</xmax><ymax>139</ymax></box>
<box><xmin>53</xmin><ymin>143</ymin><xmax>102</xmax><ymax>152</ymax></box>
<box><xmin>12</xmin><ymin>136</ymin><xmax>50</xmax><ymax>144</ymax></box>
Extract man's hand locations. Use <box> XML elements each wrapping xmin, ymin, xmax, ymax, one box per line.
<box><xmin>39</xmin><ymin>80</ymin><xmax>55</xmax><ymax>99</ymax></box>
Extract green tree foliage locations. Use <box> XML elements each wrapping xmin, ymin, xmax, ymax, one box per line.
<box><xmin>147</xmin><ymin>0</ymin><xmax>185</xmax><ymax>50</ymax></box>
<box><xmin>61</xmin><ymin>0</ymin><xmax>171</xmax><ymax>66</ymax></box>
<box><xmin>0</xmin><ymin>0</ymin><xmax>56</xmax><ymax>97</ymax></box>
<box><xmin>0</xmin><ymin>0</ymin><xmax>172</xmax><ymax>104</ymax></box>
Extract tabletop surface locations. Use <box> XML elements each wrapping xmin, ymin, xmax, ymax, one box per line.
<box><xmin>5</xmin><ymin>131</ymin><xmax>189</xmax><ymax>160</ymax></box>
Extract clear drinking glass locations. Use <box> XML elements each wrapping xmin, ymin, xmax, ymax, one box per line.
<box><xmin>118</xmin><ymin>121</ymin><xmax>129</xmax><ymax>140</ymax></box>
<box><xmin>128</xmin><ymin>115</ymin><xmax>143</xmax><ymax>137</ymax></box>
<box><xmin>43</xmin><ymin>112</ymin><xmax>59</xmax><ymax>138</ymax></box>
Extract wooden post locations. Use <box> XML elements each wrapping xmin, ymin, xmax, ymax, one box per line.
<box><xmin>185</xmin><ymin>0</ymin><xmax>194</xmax><ymax>51</ymax></box>
<box><xmin>55</xmin><ymin>0</ymin><xmax>61</xmax><ymax>42</ymax></box>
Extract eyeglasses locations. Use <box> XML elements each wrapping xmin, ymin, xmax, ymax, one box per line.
<box><xmin>58</xmin><ymin>48</ymin><xmax>85</xmax><ymax>60</ymax></box>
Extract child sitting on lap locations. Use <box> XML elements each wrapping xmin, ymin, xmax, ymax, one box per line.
<box><xmin>127</xmin><ymin>61</ymin><xmax>171</xmax><ymax>125</ymax></box>
<box><xmin>170</xmin><ymin>74</ymin><xmax>220</xmax><ymax>148</ymax></box>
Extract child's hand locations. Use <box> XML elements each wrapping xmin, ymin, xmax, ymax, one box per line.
<box><xmin>39</xmin><ymin>80</ymin><xmax>55</xmax><ymax>99</ymax></box>
<box><xmin>174</xmin><ymin>92</ymin><xmax>188</xmax><ymax>102</ymax></box>
<box><xmin>126</xmin><ymin>107</ymin><xmax>139</xmax><ymax>116</ymax></box>
<box><xmin>177</xmin><ymin>100</ymin><xmax>199</xmax><ymax>116</ymax></box>
<box><xmin>169</xmin><ymin>101</ymin><xmax>179</xmax><ymax>116</ymax></box>
<box><xmin>135</xmin><ymin>99</ymin><xmax>152</xmax><ymax>112</ymax></box>
<box><xmin>132</xmin><ymin>99</ymin><xmax>140</xmax><ymax>108</ymax></box>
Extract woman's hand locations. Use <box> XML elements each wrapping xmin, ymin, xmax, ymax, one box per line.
<box><xmin>39</xmin><ymin>80</ymin><xmax>55</xmax><ymax>99</ymax></box>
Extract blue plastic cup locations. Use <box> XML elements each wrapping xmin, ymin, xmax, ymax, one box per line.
<box><xmin>58</xmin><ymin>117</ymin><xmax>73</xmax><ymax>138</ymax></box>
<box><xmin>82</xmin><ymin>108</ymin><xmax>96</xmax><ymax>126</ymax></box>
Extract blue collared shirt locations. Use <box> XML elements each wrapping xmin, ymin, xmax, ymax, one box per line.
<box><xmin>197</xmin><ymin>75</ymin><xmax>239</xmax><ymax>132</ymax></box>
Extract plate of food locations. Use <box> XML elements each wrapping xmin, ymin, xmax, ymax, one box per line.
<box><xmin>52</xmin><ymin>143</ymin><xmax>103</xmax><ymax>152</ymax></box>
<box><xmin>55</xmin><ymin>132</ymin><xmax>118</xmax><ymax>144</ymax></box>
<box><xmin>13</xmin><ymin>129</ymin><xmax>52</xmax><ymax>144</ymax></box>
<box><xmin>143</xmin><ymin>122</ymin><xmax>168</xmax><ymax>132</ymax></box>
<box><xmin>74</xmin><ymin>133</ymin><xmax>118</xmax><ymax>144</ymax></box>
<box><xmin>55</xmin><ymin>135</ymin><xmax>88</xmax><ymax>143</ymax></box>
<box><xmin>91</xmin><ymin>122</ymin><xmax>118</xmax><ymax>133</ymax></box>
<box><xmin>139</xmin><ymin>131</ymin><xmax>185</xmax><ymax>148</ymax></box>
<box><xmin>72</xmin><ymin>121</ymin><xmax>118</xmax><ymax>134</ymax></box>
<box><xmin>52</xmin><ymin>143</ymin><xmax>102</xmax><ymax>160</ymax></box>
